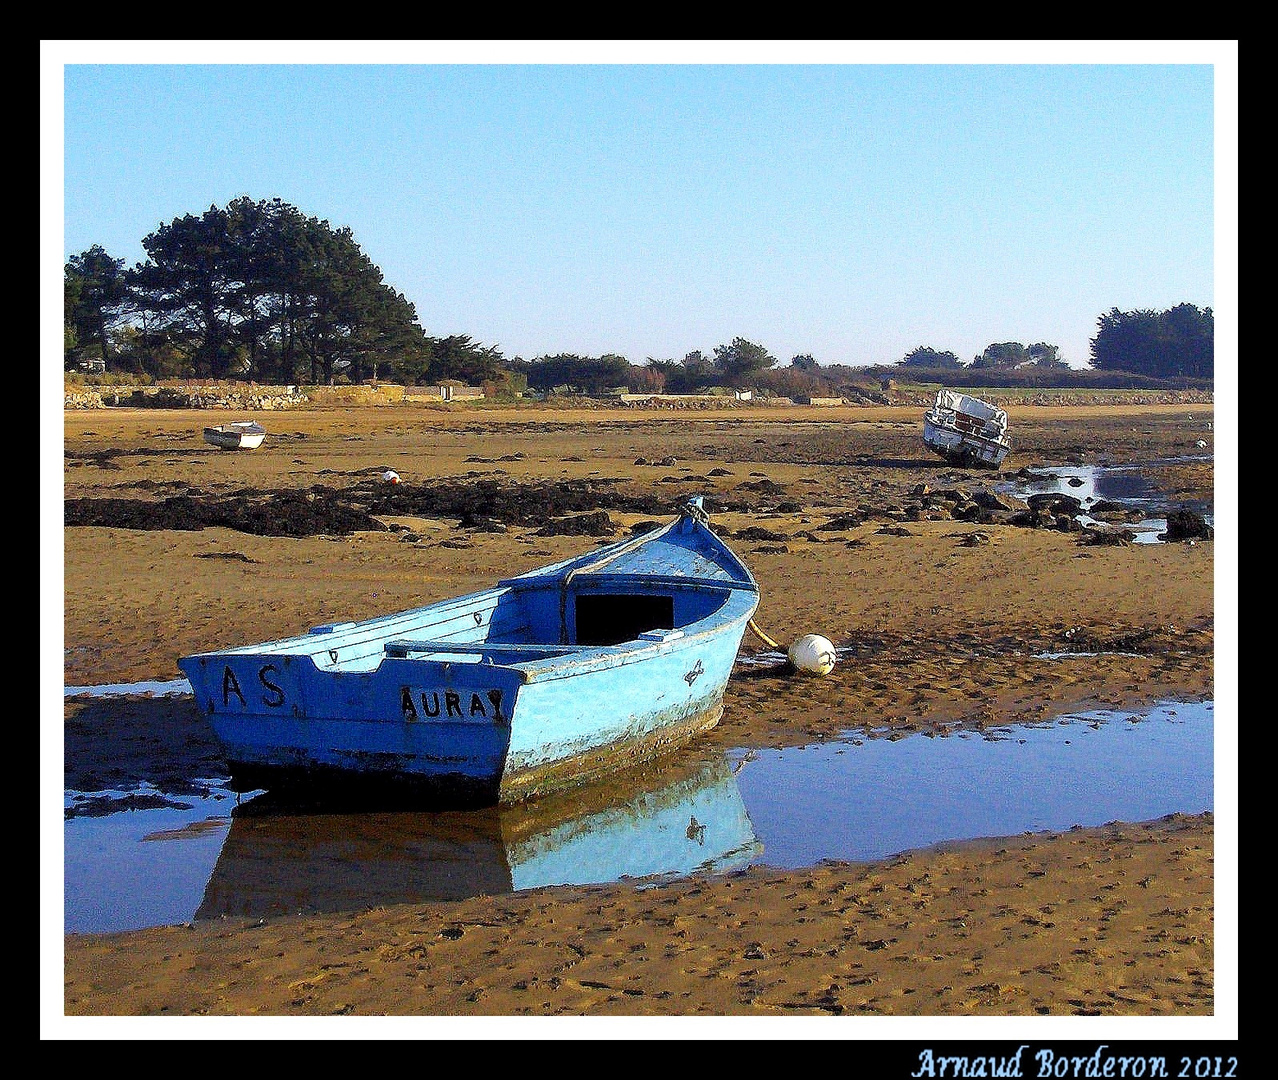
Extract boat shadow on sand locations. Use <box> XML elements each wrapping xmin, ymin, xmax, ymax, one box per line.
<box><xmin>64</xmin><ymin>694</ymin><xmax>229</xmax><ymax>812</ymax></box>
<box><xmin>844</xmin><ymin>456</ymin><xmax>1001</xmax><ymax>473</ymax></box>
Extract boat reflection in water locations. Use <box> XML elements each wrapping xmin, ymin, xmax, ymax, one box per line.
<box><xmin>196</xmin><ymin>751</ymin><xmax>759</xmax><ymax>921</ymax></box>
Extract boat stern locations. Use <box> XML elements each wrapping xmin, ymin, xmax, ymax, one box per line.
<box><xmin>179</xmin><ymin>647</ymin><xmax>529</xmax><ymax>805</ymax></box>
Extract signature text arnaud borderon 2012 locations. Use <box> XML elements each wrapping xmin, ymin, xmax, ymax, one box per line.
<box><xmin>910</xmin><ymin>1045</ymin><xmax>1238</xmax><ymax>1079</ymax></box>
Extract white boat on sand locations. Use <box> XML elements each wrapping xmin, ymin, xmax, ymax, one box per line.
<box><xmin>203</xmin><ymin>421</ymin><xmax>266</xmax><ymax>451</ymax></box>
<box><xmin>922</xmin><ymin>389</ymin><xmax>1010</xmax><ymax>469</ymax></box>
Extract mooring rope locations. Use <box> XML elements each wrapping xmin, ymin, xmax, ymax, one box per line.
<box><xmin>747</xmin><ymin>618</ymin><xmax>780</xmax><ymax>649</ymax></box>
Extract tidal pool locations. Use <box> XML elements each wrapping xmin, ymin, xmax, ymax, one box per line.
<box><xmin>63</xmin><ymin>698</ymin><xmax>1213</xmax><ymax>935</ymax></box>
<box><xmin>998</xmin><ymin>460</ymin><xmax>1213</xmax><ymax>543</ymax></box>
<box><xmin>728</xmin><ymin>699</ymin><xmax>1212</xmax><ymax>867</ymax></box>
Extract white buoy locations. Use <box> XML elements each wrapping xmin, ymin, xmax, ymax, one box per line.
<box><xmin>381</xmin><ymin>469</ymin><xmax>401</xmax><ymax>484</ymax></box>
<box><xmin>788</xmin><ymin>633</ymin><xmax>837</xmax><ymax>675</ymax></box>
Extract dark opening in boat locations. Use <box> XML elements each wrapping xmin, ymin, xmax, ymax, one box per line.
<box><xmin>575</xmin><ymin>594</ymin><xmax>675</xmax><ymax>646</ymax></box>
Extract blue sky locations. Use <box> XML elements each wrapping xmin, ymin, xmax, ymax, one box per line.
<box><xmin>48</xmin><ymin>42</ymin><xmax>1232</xmax><ymax>371</ymax></box>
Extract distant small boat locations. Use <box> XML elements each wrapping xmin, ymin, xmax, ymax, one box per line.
<box><xmin>179</xmin><ymin>497</ymin><xmax>760</xmax><ymax>806</ymax></box>
<box><xmin>203</xmin><ymin>421</ymin><xmax>266</xmax><ymax>450</ymax></box>
<box><xmin>922</xmin><ymin>389</ymin><xmax>1011</xmax><ymax>469</ymax></box>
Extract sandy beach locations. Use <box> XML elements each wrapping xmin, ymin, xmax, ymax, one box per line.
<box><xmin>56</xmin><ymin>398</ymin><xmax>1228</xmax><ymax>1032</ymax></box>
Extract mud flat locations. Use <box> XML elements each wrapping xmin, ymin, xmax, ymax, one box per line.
<box><xmin>57</xmin><ymin>400</ymin><xmax>1229</xmax><ymax>1028</ymax></box>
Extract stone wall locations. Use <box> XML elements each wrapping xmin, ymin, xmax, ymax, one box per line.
<box><xmin>65</xmin><ymin>384</ymin><xmax>310</xmax><ymax>410</ymax></box>
<box><xmin>62</xmin><ymin>382</ymin><xmax>476</xmax><ymax>410</ymax></box>
<box><xmin>64</xmin><ymin>380</ymin><xmax>1215</xmax><ymax>411</ymax></box>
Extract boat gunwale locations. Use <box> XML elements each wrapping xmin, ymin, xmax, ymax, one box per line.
<box><xmin>181</xmin><ymin>566</ymin><xmax>755</xmax><ymax>662</ymax></box>
<box><xmin>922</xmin><ymin>413</ymin><xmax>1012</xmax><ymax>463</ymax></box>
<box><xmin>182</xmin><ymin>584</ymin><xmax>514</xmax><ymax>659</ymax></box>
<box><xmin>498</xmin><ymin>516</ymin><xmax>756</xmax><ymax>591</ymax></box>
<box><xmin>186</xmin><ymin>586</ymin><xmax>756</xmax><ymax>689</ymax></box>
<box><xmin>182</xmin><ymin>506</ymin><xmax>757</xmax><ymax>667</ymax></box>
<box><xmin>204</xmin><ymin>421</ymin><xmax>267</xmax><ymax>435</ymax></box>
<box><xmin>382</xmin><ymin>588</ymin><xmax>758</xmax><ymax>684</ymax></box>
<box><xmin>923</xmin><ymin>424</ymin><xmax>1012</xmax><ymax>453</ymax></box>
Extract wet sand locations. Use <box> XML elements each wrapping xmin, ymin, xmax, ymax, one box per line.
<box><xmin>56</xmin><ymin>399</ymin><xmax>1228</xmax><ymax>1029</ymax></box>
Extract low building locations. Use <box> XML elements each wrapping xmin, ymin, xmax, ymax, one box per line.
<box><xmin>421</xmin><ymin>384</ymin><xmax>485</xmax><ymax>401</ymax></box>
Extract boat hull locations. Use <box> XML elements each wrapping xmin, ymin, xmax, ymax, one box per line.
<box><xmin>182</xmin><ymin>612</ymin><xmax>750</xmax><ymax>806</ymax></box>
<box><xmin>203</xmin><ymin>425</ymin><xmax>266</xmax><ymax>450</ymax></box>
<box><xmin>498</xmin><ymin>619</ymin><xmax>747</xmax><ymax>802</ymax></box>
<box><xmin>922</xmin><ymin>416</ymin><xmax>1010</xmax><ymax>468</ymax></box>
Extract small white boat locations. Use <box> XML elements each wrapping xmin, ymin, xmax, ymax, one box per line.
<box><xmin>203</xmin><ymin>421</ymin><xmax>266</xmax><ymax>451</ymax></box>
<box><xmin>922</xmin><ymin>389</ymin><xmax>1011</xmax><ymax>469</ymax></box>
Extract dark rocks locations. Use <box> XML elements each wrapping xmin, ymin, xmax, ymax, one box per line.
<box><xmin>1027</xmin><ymin>492</ymin><xmax>1083</xmax><ymax>517</ymax></box>
<box><xmin>817</xmin><ymin>514</ymin><xmax>866</xmax><ymax>531</ymax></box>
<box><xmin>737</xmin><ymin>478</ymin><xmax>786</xmax><ymax>494</ymax></box>
<box><xmin>952</xmin><ymin>503</ymin><xmax>997</xmax><ymax>524</ymax></box>
<box><xmin>1005</xmin><ymin>510</ymin><xmax>1040</xmax><ymax>529</ymax></box>
<box><xmin>1078</xmin><ymin>527</ymin><xmax>1133</xmax><ymax>546</ymax></box>
<box><xmin>1086</xmin><ymin>497</ymin><xmax>1146</xmax><ymax>525</ymax></box>
<box><xmin>969</xmin><ymin>489</ymin><xmax>1027</xmax><ymax>512</ymax></box>
<box><xmin>735</xmin><ymin>526</ymin><xmax>789</xmax><ymax>542</ymax></box>
<box><xmin>1160</xmin><ymin>508</ymin><xmax>1213</xmax><ymax>542</ymax></box>
<box><xmin>64</xmin><ymin>489</ymin><xmax>390</xmax><ymax>537</ymax></box>
<box><xmin>535</xmin><ymin>510</ymin><xmax>616</xmax><ymax>537</ymax></box>
<box><xmin>459</xmin><ymin>513</ymin><xmax>508</xmax><ymax>533</ymax></box>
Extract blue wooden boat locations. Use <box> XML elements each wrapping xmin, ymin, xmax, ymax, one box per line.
<box><xmin>178</xmin><ymin>498</ymin><xmax>759</xmax><ymax>806</ymax></box>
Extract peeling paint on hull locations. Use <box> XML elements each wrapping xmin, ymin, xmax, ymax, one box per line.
<box><xmin>500</xmin><ymin>699</ymin><xmax>726</xmax><ymax>803</ymax></box>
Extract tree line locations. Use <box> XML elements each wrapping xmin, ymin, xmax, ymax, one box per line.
<box><xmin>65</xmin><ymin>197</ymin><xmax>1213</xmax><ymax>391</ymax></box>
<box><xmin>66</xmin><ymin>198</ymin><xmax>440</xmax><ymax>386</ymax></box>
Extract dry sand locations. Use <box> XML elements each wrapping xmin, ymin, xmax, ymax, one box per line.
<box><xmin>54</xmin><ymin>400</ymin><xmax>1230</xmax><ymax>1034</ymax></box>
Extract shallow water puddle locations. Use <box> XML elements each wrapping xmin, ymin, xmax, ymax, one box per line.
<box><xmin>64</xmin><ymin>678</ymin><xmax>191</xmax><ymax>698</ymax></box>
<box><xmin>998</xmin><ymin>461</ymin><xmax>1213</xmax><ymax>543</ymax></box>
<box><xmin>63</xmin><ymin>699</ymin><xmax>1213</xmax><ymax>935</ymax></box>
<box><xmin>64</xmin><ymin>784</ymin><xmax>238</xmax><ymax>935</ymax></box>
<box><xmin>729</xmin><ymin>699</ymin><xmax>1212</xmax><ymax>868</ymax></box>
